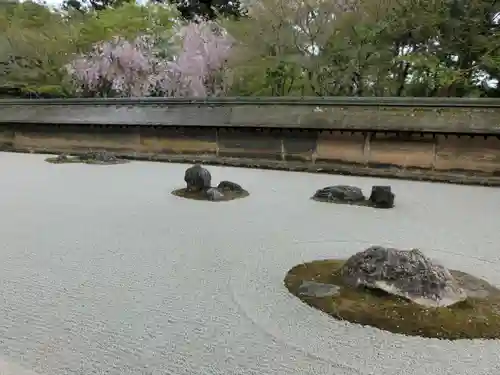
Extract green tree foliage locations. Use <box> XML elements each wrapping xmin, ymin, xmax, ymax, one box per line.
<box><xmin>0</xmin><ymin>1</ymin><xmax>76</xmax><ymax>96</ymax></box>
<box><xmin>0</xmin><ymin>1</ymin><xmax>177</xmax><ymax>97</ymax></box>
<box><xmin>64</xmin><ymin>0</ymin><xmax>134</xmax><ymax>12</ymax></box>
<box><xmin>1</xmin><ymin>0</ymin><xmax>499</xmax><ymax>98</ymax></box>
<box><xmin>74</xmin><ymin>2</ymin><xmax>176</xmax><ymax>48</ymax></box>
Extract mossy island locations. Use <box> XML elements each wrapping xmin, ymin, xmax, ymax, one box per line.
<box><xmin>45</xmin><ymin>151</ymin><xmax>129</xmax><ymax>165</ymax></box>
<box><xmin>284</xmin><ymin>246</ymin><xmax>500</xmax><ymax>340</ymax></box>
<box><xmin>172</xmin><ymin>164</ymin><xmax>249</xmax><ymax>202</ymax></box>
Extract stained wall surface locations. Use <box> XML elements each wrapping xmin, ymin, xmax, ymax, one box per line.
<box><xmin>1</xmin><ymin>102</ymin><xmax>499</xmax><ymax>184</ymax></box>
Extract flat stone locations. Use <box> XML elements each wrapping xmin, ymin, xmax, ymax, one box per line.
<box><xmin>206</xmin><ymin>187</ymin><xmax>225</xmax><ymax>201</ymax></box>
<box><xmin>313</xmin><ymin>185</ymin><xmax>365</xmax><ymax>203</ymax></box>
<box><xmin>217</xmin><ymin>180</ymin><xmax>244</xmax><ymax>192</ymax></box>
<box><xmin>298</xmin><ymin>280</ymin><xmax>341</xmax><ymax>297</ymax></box>
<box><xmin>452</xmin><ymin>270</ymin><xmax>499</xmax><ymax>299</ymax></box>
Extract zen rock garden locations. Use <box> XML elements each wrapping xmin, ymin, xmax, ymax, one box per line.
<box><xmin>284</xmin><ymin>245</ymin><xmax>500</xmax><ymax>340</ymax></box>
<box><xmin>46</xmin><ymin>151</ymin><xmax>129</xmax><ymax>165</ymax></box>
<box><xmin>172</xmin><ymin>164</ymin><xmax>249</xmax><ymax>202</ymax></box>
<box><xmin>312</xmin><ymin>185</ymin><xmax>395</xmax><ymax>208</ymax></box>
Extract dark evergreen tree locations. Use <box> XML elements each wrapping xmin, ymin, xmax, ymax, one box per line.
<box><xmin>166</xmin><ymin>0</ymin><xmax>245</xmax><ymax>21</ymax></box>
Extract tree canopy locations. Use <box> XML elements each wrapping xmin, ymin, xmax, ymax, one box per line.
<box><xmin>166</xmin><ymin>0</ymin><xmax>245</xmax><ymax>21</ymax></box>
<box><xmin>1</xmin><ymin>0</ymin><xmax>499</xmax><ymax>98</ymax></box>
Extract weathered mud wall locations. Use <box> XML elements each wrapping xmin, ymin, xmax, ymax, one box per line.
<box><xmin>0</xmin><ymin>98</ymin><xmax>499</xmax><ymax>185</ymax></box>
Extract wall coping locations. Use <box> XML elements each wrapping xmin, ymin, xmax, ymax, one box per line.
<box><xmin>1</xmin><ymin>96</ymin><xmax>500</xmax><ymax>107</ymax></box>
<box><xmin>1</xmin><ymin>98</ymin><xmax>500</xmax><ymax>134</ymax></box>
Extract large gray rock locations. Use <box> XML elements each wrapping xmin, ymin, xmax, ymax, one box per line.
<box><xmin>184</xmin><ymin>164</ymin><xmax>211</xmax><ymax>192</ymax></box>
<box><xmin>313</xmin><ymin>185</ymin><xmax>365</xmax><ymax>202</ymax></box>
<box><xmin>340</xmin><ymin>246</ymin><xmax>467</xmax><ymax>307</ymax></box>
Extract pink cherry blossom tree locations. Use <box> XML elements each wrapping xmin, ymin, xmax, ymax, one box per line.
<box><xmin>160</xmin><ymin>21</ymin><xmax>233</xmax><ymax>96</ymax></box>
<box><xmin>65</xmin><ymin>21</ymin><xmax>234</xmax><ymax>97</ymax></box>
<box><xmin>66</xmin><ymin>35</ymin><xmax>156</xmax><ymax>97</ymax></box>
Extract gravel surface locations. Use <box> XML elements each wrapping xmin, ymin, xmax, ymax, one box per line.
<box><xmin>0</xmin><ymin>152</ymin><xmax>499</xmax><ymax>375</ymax></box>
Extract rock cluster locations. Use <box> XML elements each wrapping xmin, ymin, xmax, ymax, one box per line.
<box><xmin>182</xmin><ymin>164</ymin><xmax>247</xmax><ymax>201</ymax></box>
<box><xmin>339</xmin><ymin>246</ymin><xmax>467</xmax><ymax>307</ymax></box>
<box><xmin>312</xmin><ymin>184</ymin><xmax>395</xmax><ymax>208</ymax></box>
<box><xmin>81</xmin><ymin>151</ymin><xmax>121</xmax><ymax>164</ymax></box>
<box><xmin>48</xmin><ymin>151</ymin><xmax>127</xmax><ymax>165</ymax></box>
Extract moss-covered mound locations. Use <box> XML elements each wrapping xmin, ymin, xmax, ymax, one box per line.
<box><xmin>171</xmin><ymin>187</ymin><xmax>249</xmax><ymax>202</ymax></box>
<box><xmin>45</xmin><ymin>153</ymin><xmax>129</xmax><ymax>165</ymax></box>
<box><xmin>45</xmin><ymin>155</ymin><xmax>82</xmax><ymax>164</ymax></box>
<box><xmin>284</xmin><ymin>259</ymin><xmax>500</xmax><ymax>340</ymax></box>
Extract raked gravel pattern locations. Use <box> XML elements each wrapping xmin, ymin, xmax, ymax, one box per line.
<box><xmin>0</xmin><ymin>152</ymin><xmax>499</xmax><ymax>375</ymax></box>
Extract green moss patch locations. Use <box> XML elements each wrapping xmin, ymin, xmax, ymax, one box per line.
<box><xmin>171</xmin><ymin>188</ymin><xmax>249</xmax><ymax>202</ymax></box>
<box><xmin>284</xmin><ymin>259</ymin><xmax>500</xmax><ymax>340</ymax></box>
<box><xmin>45</xmin><ymin>156</ymin><xmax>82</xmax><ymax>164</ymax></box>
<box><xmin>45</xmin><ymin>155</ymin><xmax>129</xmax><ymax>165</ymax></box>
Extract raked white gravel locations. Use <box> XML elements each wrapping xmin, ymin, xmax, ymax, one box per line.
<box><xmin>0</xmin><ymin>152</ymin><xmax>499</xmax><ymax>375</ymax></box>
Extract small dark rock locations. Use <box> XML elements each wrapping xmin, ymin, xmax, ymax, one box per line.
<box><xmin>205</xmin><ymin>187</ymin><xmax>224</xmax><ymax>201</ymax></box>
<box><xmin>55</xmin><ymin>153</ymin><xmax>69</xmax><ymax>162</ymax></box>
<box><xmin>368</xmin><ymin>186</ymin><xmax>395</xmax><ymax>208</ymax></box>
<box><xmin>217</xmin><ymin>180</ymin><xmax>243</xmax><ymax>192</ymax></box>
<box><xmin>313</xmin><ymin>185</ymin><xmax>365</xmax><ymax>203</ymax></box>
<box><xmin>184</xmin><ymin>164</ymin><xmax>211</xmax><ymax>192</ymax></box>
<box><xmin>298</xmin><ymin>280</ymin><xmax>340</xmax><ymax>297</ymax></box>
